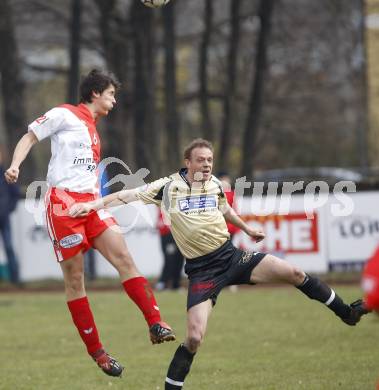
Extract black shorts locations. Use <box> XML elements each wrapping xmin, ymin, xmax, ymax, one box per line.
<box><xmin>184</xmin><ymin>240</ymin><xmax>266</xmax><ymax>310</ymax></box>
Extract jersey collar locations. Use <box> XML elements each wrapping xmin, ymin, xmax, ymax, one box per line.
<box><xmin>77</xmin><ymin>103</ymin><xmax>96</xmax><ymax>124</ymax></box>
<box><xmin>179</xmin><ymin>168</ymin><xmax>213</xmax><ymax>189</ymax></box>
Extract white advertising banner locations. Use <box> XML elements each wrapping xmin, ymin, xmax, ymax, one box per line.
<box><xmin>326</xmin><ymin>192</ymin><xmax>379</xmax><ymax>263</ymax></box>
<box><xmin>234</xmin><ymin>194</ymin><xmax>328</xmax><ymax>273</ymax></box>
<box><xmin>12</xmin><ymin>201</ymin><xmax>60</xmax><ymax>281</ymax></box>
<box><xmin>8</xmin><ymin>191</ymin><xmax>379</xmax><ymax>281</ymax></box>
<box><xmin>13</xmin><ymin>200</ymin><xmax>163</xmax><ymax>281</ymax></box>
<box><xmin>94</xmin><ymin>202</ymin><xmax>163</xmax><ymax>278</ymax></box>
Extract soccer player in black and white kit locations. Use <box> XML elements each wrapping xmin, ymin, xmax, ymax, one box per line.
<box><xmin>70</xmin><ymin>138</ymin><xmax>371</xmax><ymax>389</ymax></box>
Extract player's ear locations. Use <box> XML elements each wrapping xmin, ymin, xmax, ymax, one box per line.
<box><xmin>92</xmin><ymin>90</ymin><xmax>100</xmax><ymax>100</ymax></box>
<box><xmin>184</xmin><ymin>158</ymin><xmax>190</xmax><ymax>168</ymax></box>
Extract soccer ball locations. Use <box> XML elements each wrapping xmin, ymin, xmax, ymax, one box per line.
<box><xmin>140</xmin><ymin>0</ymin><xmax>171</xmax><ymax>8</ymax></box>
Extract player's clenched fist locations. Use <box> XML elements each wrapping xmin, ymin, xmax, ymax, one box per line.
<box><xmin>69</xmin><ymin>202</ymin><xmax>93</xmax><ymax>217</ymax></box>
<box><xmin>5</xmin><ymin>167</ymin><xmax>19</xmax><ymax>184</ymax></box>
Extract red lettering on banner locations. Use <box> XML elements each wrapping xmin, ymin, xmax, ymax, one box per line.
<box><xmin>242</xmin><ymin>213</ymin><xmax>319</xmax><ymax>254</ymax></box>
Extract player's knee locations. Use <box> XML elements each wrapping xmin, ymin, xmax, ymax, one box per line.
<box><xmin>288</xmin><ymin>267</ymin><xmax>305</xmax><ymax>285</ymax></box>
<box><xmin>187</xmin><ymin>327</ymin><xmax>204</xmax><ymax>352</ymax></box>
<box><xmin>187</xmin><ymin>334</ymin><xmax>202</xmax><ymax>352</ymax></box>
<box><xmin>65</xmin><ymin>271</ymin><xmax>84</xmax><ymax>292</ymax></box>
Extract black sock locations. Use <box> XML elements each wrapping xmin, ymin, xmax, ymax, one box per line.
<box><xmin>165</xmin><ymin>344</ymin><xmax>195</xmax><ymax>390</ymax></box>
<box><xmin>296</xmin><ymin>274</ymin><xmax>351</xmax><ymax>319</ymax></box>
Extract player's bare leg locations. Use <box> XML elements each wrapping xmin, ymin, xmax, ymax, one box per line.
<box><xmin>165</xmin><ymin>300</ymin><xmax>212</xmax><ymax>390</ymax></box>
<box><xmin>250</xmin><ymin>254</ymin><xmax>371</xmax><ymax>325</ymax></box>
<box><xmin>93</xmin><ymin>227</ymin><xmax>175</xmax><ymax>344</ymax></box>
<box><xmin>61</xmin><ymin>252</ymin><xmax>123</xmax><ymax>377</ymax></box>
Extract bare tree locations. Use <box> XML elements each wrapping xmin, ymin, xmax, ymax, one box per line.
<box><xmin>94</xmin><ymin>0</ymin><xmax>132</xmax><ymax>173</ymax></box>
<box><xmin>67</xmin><ymin>0</ymin><xmax>82</xmax><ymax>104</ymax></box>
<box><xmin>199</xmin><ymin>0</ymin><xmax>214</xmax><ymax>141</ymax></box>
<box><xmin>0</xmin><ymin>0</ymin><xmax>35</xmax><ymax>183</ymax></box>
<box><xmin>218</xmin><ymin>0</ymin><xmax>243</xmax><ymax>172</ymax></box>
<box><xmin>162</xmin><ymin>0</ymin><xmax>180</xmax><ymax>171</ymax></box>
<box><xmin>356</xmin><ymin>0</ymin><xmax>369</xmax><ymax>169</ymax></box>
<box><xmin>240</xmin><ymin>0</ymin><xmax>274</xmax><ymax>178</ymax></box>
<box><xmin>131</xmin><ymin>0</ymin><xmax>158</xmax><ymax>177</ymax></box>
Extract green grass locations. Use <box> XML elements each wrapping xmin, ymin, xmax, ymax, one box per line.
<box><xmin>0</xmin><ymin>286</ymin><xmax>378</xmax><ymax>390</ymax></box>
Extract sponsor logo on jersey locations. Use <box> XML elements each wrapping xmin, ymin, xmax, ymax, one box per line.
<box><xmin>59</xmin><ymin>233</ymin><xmax>83</xmax><ymax>248</ymax></box>
<box><xmin>73</xmin><ymin>156</ymin><xmax>96</xmax><ymax>165</ymax></box>
<box><xmin>79</xmin><ymin>142</ymin><xmax>92</xmax><ymax>150</ymax></box>
<box><xmin>178</xmin><ymin>195</ymin><xmax>217</xmax><ymax>213</ymax></box>
<box><xmin>35</xmin><ymin>115</ymin><xmax>49</xmax><ymax>125</ymax></box>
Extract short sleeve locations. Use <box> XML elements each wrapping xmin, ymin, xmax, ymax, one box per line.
<box><xmin>136</xmin><ymin>177</ymin><xmax>171</xmax><ymax>205</ymax></box>
<box><xmin>211</xmin><ymin>176</ymin><xmax>229</xmax><ymax>211</ymax></box>
<box><xmin>218</xmin><ymin>192</ymin><xmax>228</xmax><ymax>208</ymax></box>
<box><xmin>28</xmin><ymin>107</ymin><xmax>66</xmax><ymax>141</ymax></box>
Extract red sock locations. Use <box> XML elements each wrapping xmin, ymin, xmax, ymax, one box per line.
<box><xmin>67</xmin><ymin>296</ymin><xmax>102</xmax><ymax>355</ymax></box>
<box><xmin>122</xmin><ymin>276</ymin><xmax>161</xmax><ymax>326</ymax></box>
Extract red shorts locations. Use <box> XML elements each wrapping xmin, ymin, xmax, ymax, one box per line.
<box><xmin>45</xmin><ymin>187</ymin><xmax>118</xmax><ymax>262</ymax></box>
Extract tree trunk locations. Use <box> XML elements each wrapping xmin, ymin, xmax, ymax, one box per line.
<box><xmin>199</xmin><ymin>0</ymin><xmax>214</xmax><ymax>141</ymax></box>
<box><xmin>0</xmin><ymin>0</ymin><xmax>35</xmax><ymax>184</ymax></box>
<box><xmin>95</xmin><ymin>0</ymin><xmax>133</xmax><ymax>178</ymax></box>
<box><xmin>131</xmin><ymin>0</ymin><xmax>158</xmax><ymax>177</ymax></box>
<box><xmin>67</xmin><ymin>0</ymin><xmax>82</xmax><ymax>104</ymax></box>
<box><xmin>162</xmin><ymin>0</ymin><xmax>180</xmax><ymax>172</ymax></box>
<box><xmin>218</xmin><ymin>0</ymin><xmax>242</xmax><ymax>173</ymax></box>
<box><xmin>240</xmin><ymin>0</ymin><xmax>274</xmax><ymax>178</ymax></box>
<box><xmin>357</xmin><ymin>0</ymin><xmax>369</xmax><ymax>169</ymax></box>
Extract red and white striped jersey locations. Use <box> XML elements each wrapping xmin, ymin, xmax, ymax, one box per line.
<box><xmin>28</xmin><ymin>103</ymin><xmax>101</xmax><ymax>194</ymax></box>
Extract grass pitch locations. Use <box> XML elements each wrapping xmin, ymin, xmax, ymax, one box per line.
<box><xmin>0</xmin><ymin>285</ymin><xmax>378</xmax><ymax>390</ymax></box>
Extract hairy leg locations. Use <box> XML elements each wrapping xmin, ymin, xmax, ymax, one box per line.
<box><xmin>165</xmin><ymin>300</ymin><xmax>213</xmax><ymax>390</ymax></box>
<box><xmin>93</xmin><ymin>227</ymin><xmax>140</xmax><ymax>281</ymax></box>
<box><xmin>250</xmin><ymin>254</ymin><xmax>305</xmax><ymax>285</ymax></box>
<box><xmin>250</xmin><ymin>254</ymin><xmax>357</xmax><ymax>323</ymax></box>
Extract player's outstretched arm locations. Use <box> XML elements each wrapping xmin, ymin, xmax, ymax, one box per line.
<box><xmin>69</xmin><ymin>188</ymin><xmax>140</xmax><ymax>217</ymax></box>
<box><xmin>5</xmin><ymin>132</ymin><xmax>38</xmax><ymax>184</ymax></box>
<box><xmin>223</xmin><ymin>205</ymin><xmax>265</xmax><ymax>243</ymax></box>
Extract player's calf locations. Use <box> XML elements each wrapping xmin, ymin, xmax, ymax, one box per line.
<box><xmin>165</xmin><ymin>344</ymin><xmax>195</xmax><ymax>390</ymax></box>
<box><xmin>297</xmin><ymin>274</ymin><xmax>371</xmax><ymax>324</ymax></box>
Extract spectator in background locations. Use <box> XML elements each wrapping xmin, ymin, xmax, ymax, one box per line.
<box><xmin>0</xmin><ymin>149</ymin><xmax>20</xmax><ymax>285</ymax></box>
<box><xmin>218</xmin><ymin>172</ymin><xmax>240</xmax><ymax>240</ymax></box>
<box><xmin>155</xmin><ymin>209</ymin><xmax>184</xmax><ymax>291</ymax></box>
<box><xmin>218</xmin><ymin>172</ymin><xmax>240</xmax><ymax>292</ymax></box>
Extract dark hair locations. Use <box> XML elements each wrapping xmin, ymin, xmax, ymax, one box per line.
<box><xmin>183</xmin><ymin>138</ymin><xmax>213</xmax><ymax>160</ymax></box>
<box><xmin>79</xmin><ymin>69</ymin><xmax>121</xmax><ymax>103</ymax></box>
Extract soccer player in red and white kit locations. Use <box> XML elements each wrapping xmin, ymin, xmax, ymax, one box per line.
<box><xmin>4</xmin><ymin>69</ymin><xmax>175</xmax><ymax>377</ymax></box>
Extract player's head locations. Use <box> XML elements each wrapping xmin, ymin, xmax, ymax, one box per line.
<box><xmin>184</xmin><ymin>138</ymin><xmax>214</xmax><ymax>182</ymax></box>
<box><xmin>80</xmin><ymin>69</ymin><xmax>120</xmax><ymax>115</ymax></box>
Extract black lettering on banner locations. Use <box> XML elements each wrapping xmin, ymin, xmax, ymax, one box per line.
<box><xmin>350</xmin><ymin>220</ymin><xmax>365</xmax><ymax>237</ymax></box>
